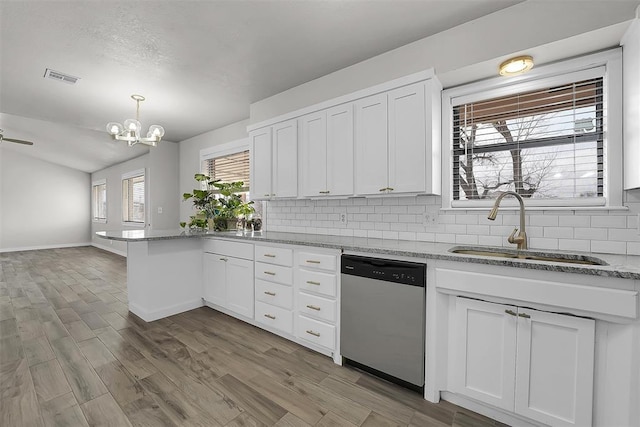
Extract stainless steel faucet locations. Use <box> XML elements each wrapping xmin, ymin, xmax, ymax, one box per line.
<box><xmin>487</xmin><ymin>191</ymin><xmax>528</xmax><ymax>250</ymax></box>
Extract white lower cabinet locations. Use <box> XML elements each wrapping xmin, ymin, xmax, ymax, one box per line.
<box><xmin>254</xmin><ymin>244</ymin><xmax>294</xmax><ymax>335</ymax></box>
<box><xmin>451</xmin><ymin>297</ymin><xmax>595</xmax><ymax>427</ymax></box>
<box><xmin>203</xmin><ymin>240</ymin><xmax>254</xmax><ymax>319</ymax></box>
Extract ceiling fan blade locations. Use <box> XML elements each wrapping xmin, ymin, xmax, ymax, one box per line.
<box><xmin>3</xmin><ymin>137</ymin><xmax>34</xmax><ymax>145</ymax></box>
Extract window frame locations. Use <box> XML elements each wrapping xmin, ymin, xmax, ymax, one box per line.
<box><xmin>121</xmin><ymin>168</ymin><xmax>146</xmax><ymax>226</ymax></box>
<box><xmin>91</xmin><ymin>179</ymin><xmax>107</xmax><ymax>223</ymax></box>
<box><xmin>441</xmin><ymin>48</ymin><xmax>622</xmax><ymax>210</ymax></box>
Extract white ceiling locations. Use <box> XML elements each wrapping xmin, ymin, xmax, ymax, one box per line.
<box><xmin>0</xmin><ymin>0</ymin><xmax>523</xmax><ymax>172</ymax></box>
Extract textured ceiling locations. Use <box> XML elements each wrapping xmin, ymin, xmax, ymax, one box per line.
<box><xmin>0</xmin><ymin>0</ymin><xmax>524</xmax><ymax>172</ymax></box>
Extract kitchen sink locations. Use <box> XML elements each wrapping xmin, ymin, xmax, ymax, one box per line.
<box><xmin>449</xmin><ymin>246</ymin><xmax>608</xmax><ymax>266</ymax></box>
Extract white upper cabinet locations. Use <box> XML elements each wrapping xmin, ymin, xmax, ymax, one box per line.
<box><xmin>301</xmin><ymin>104</ymin><xmax>354</xmax><ymax>197</ymax></box>
<box><xmin>250</xmin><ymin>127</ymin><xmax>272</xmax><ymax>200</ymax></box>
<box><xmin>355</xmin><ymin>80</ymin><xmax>440</xmax><ymax>196</ymax></box>
<box><xmin>355</xmin><ymin>93</ymin><xmax>389</xmax><ymax>195</ymax></box>
<box><xmin>250</xmin><ymin>119</ymin><xmax>298</xmax><ymax>200</ymax></box>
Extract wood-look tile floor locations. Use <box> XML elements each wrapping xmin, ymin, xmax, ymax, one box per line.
<box><xmin>0</xmin><ymin>247</ymin><xmax>506</xmax><ymax>427</ymax></box>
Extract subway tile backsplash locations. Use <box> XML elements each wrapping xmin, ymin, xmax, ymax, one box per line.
<box><xmin>266</xmin><ymin>190</ymin><xmax>640</xmax><ymax>255</ymax></box>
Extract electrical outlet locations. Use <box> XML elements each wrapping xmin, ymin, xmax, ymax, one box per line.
<box><xmin>423</xmin><ymin>211</ymin><xmax>437</xmax><ymax>227</ymax></box>
<box><xmin>339</xmin><ymin>210</ymin><xmax>348</xmax><ymax>226</ymax></box>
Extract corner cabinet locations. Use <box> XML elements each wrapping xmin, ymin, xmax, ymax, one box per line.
<box><xmin>203</xmin><ymin>240</ymin><xmax>254</xmax><ymax>319</ymax></box>
<box><xmin>355</xmin><ymin>79</ymin><xmax>441</xmax><ymax>196</ymax></box>
<box><xmin>451</xmin><ymin>297</ymin><xmax>595</xmax><ymax>427</ymax></box>
<box><xmin>249</xmin><ymin>119</ymin><xmax>298</xmax><ymax>200</ymax></box>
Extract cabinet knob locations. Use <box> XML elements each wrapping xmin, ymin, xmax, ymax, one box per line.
<box><xmin>306</xmin><ymin>304</ymin><xmax>321</xmax><ymax>311</ymax></box>
<box><xmin>306</xmin><ymin>330</ymin><xmax>320</xmax><ymax>337</ymax></box>
<box><xmin>264</xmin><ymin>314</ymin><xmax>276</xmax><ymax>320</ymax></box>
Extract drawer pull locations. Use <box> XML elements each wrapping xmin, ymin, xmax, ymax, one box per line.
<box><xmin>306</xmin><ymin>330</ymin><xmax>320</xmax><ymax>337</ymax></box>
<box><xmin>306</xmin><ymin>280</ymin><xmax>321</xmax><ymax>285</ymax></box>
<box><xmin>505</xmin><ymin>309</ymin><xmax>517</xmax><ymax>317</ymax></box>
<box><xmin>264</xmin><ymin>271</ymin><xmax>276</xmax><ymax>276</ymax></box>
<box><xmin>319</xmin><ymin>190</ymin><xmax>330</xmax><ymax>194</ymax></box>
<box><xmin>379</xmin><ymin>187</ymin><xmax>387</xmax><ymax>192</ymax></box>
<box><xmin>264</xmin><ymin>314</ymin><xmax>276</xmax><ymax>320</ymax></box>
<box><xmin>219</xmin><ymin>257</ymin><xmax>228</xmax><ymax>262</ymax></box>
<box><xmin>264</xmin><ymin>193</ymin><xmax>271</xmax><ymax>197</ymax></box>
<box><xmin>306</xmin><ymin>304</ymin><xmax>321</xmax><ymax>311</ymax></box>
<box><xmin>263</xmin><ymin>254</ymin><xmax>276</xmax><ymax>258</ymax></box>
<box><xmin>518</xmin><ymin>312</ymin><xmax>531</xmax><ymax>319</ymax></box>
<box><xmin>305</xmin><ymin>260</ymin><xmax>321</xmax><ymax>264</ymax></box>
<box><xmin>264</xmin><ymin>291</ymin><xmax>276</xmax><ymax>296</ymax></box>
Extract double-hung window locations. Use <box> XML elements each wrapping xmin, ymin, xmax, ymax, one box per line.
<box><xmin>122</xmin><ymin>169</ymin><xmax>145</xmax><ymax>224</ymax></box>
<box><xmin>443</xmin><ymin>49</ymin><xmax>622</xmax><ymax>209</ymax></box>
<box><xmin>92</xmin><ymin>179</ymin><xmax>107</xmax><ymax>222</ymax></box>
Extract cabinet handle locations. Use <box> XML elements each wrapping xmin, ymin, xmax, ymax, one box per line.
<box><xmin>264</xmin><ymin>314</ymin><xmax>276</xmax><ymax>320</ymax></box>
<box><xmin>306</xmin><ymin>304</ymin><xmax>321</xmax><ymax>311</ymax></box>
<box><xmin>263</xmin><ymin>254</ymin><xmax>276</xmax><ymax>258</ymax></box>
<box><xmin>271</xmin><ymin>193</ymin><xmax>276</xmax><ymax>196</ymax></box>
<box><xmin>387</xmin><ymin>187</ymin><xmax>394</xmax><ymax>191</ymax></box>
<box><xmin>219</xmin><ymin>257</ymin><xmax>228</xmax><ymax>262</ymax></box>
<box><xmin>505</xmin><ymin>309</ymin><xmax>517</xmax><ymax>316</ymax></box>
<box><xmin>306</xmin><ymin>280</ymin><xmax>321</xmax><ymax>285</ymax></box>
<box><xmin>518</xmin><ymin>312</ymin><xmax>531</xmax><ymax>319</ymax></box>
<box><xmin>306</xmin><ymin>330</ymin><xmax>320</xmax><ymax>337</ymax></box>
<box><xmin>263</xmin><ymin>193</ymin><xmax>270</xmax><ymax>197</ymax></box>
<box><xmin>319</xmin><ymin>190</ymin><xmax>330</xmax><ymax>194</ymax></box>
<box><xmin>305</xmin><ymin>260</ymin><xmax>321</xmax><ymax>264</ymax></box>
<box><xmin>264</xmin><ymin>291</ymin><xmax>276</xmax><ymax>296</ymax></box>
<box><xmin>379</xmin><ymin>187</ymin><xmax>387</xmax><ymax>192</ymax></box>
<box><xmin>264</xmin><ymin>271</ymin><xmax>276</xmax><ymax>276</ymax></box>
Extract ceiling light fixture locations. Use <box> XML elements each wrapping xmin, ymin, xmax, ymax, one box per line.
<box><xmin>499</xmin><ymin>55</ymin><xmax>534</xmax><ymax>76</ymax></box>
<box><xmin>106</xmin><ymin>94</ymin><xmax>164</xmax><ymax>147</ymax></box>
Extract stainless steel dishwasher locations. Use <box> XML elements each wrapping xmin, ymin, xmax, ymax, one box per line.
<box><xmin>340</xmin><ymin>254</ymin><xmax>426</xmax><ymax>391</ymax></box>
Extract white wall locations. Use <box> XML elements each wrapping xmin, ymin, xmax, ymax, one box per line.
<box><xmin>91</xmin><ymin>154</ymin><xmax>149</xmax><ymax>255</ymax></box>
<box><xmin>250</xmin><ymin>1</ymin><xmax>638</xmax><ymax>124</ymax></box>
<box><xmin>178</xmin><ymin>119</ymin><xmax>249</xmax><ymax>222</ymax></box>
<box><xmin>0</xmin><ymin>148</ymin><xmax>90</xmax><ymax>251</ymax></box>
<box><xmin>148</xmin><ymin>141</ymin><xmax>180</xmax><ymax>230</ymax></box>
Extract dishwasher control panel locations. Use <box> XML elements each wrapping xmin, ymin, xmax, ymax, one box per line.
<box><xmin>341</xmin><ymin>255</ymin><xmax>425</xmax><ymax>287</ymax></box>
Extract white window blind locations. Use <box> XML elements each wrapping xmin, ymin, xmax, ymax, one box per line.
<box><xmin>202</xmin><ymin>150</ymin><xmax>250</xmax><ymax>191</ymax></box>
<box><xmin>92</xmin><ymin>181</ymin><xmax>106</xmax><ymax>221</ymax></box>
<box><xmin>452</xmin><ymin>77</ymin><xmax>604</xmax><ymax>202</ymax></box>
<box><xmin>122</xmin><ymin>173</ymin><xmax>145</xmax><ymax>223</ymax></box>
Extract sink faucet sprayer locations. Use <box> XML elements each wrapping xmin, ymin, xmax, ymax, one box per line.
<box><xmin>487</xmin><ymin>191</ymin><xmax>528</xmax><ymax>250</ymax></box>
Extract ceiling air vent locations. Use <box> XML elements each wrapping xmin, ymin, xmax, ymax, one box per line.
<box><xmin>43</xmin><ymin>68</ymin><xmax>79</xmax><ymax>85</ymax></box>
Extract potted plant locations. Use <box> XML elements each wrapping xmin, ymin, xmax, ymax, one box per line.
<box><xmin>181</xmin><ymin>173</ymin><xmax>254</xmax><ymax>231</ymax></box>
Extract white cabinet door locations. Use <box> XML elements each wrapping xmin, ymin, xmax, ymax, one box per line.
<box><xmin>203</xmin><ymin>253</ymin><xmax>226</xmax><ymax>307</ymax></box>
<box><xmin>225</xmin><ymin>257</ymin><xmax>254</xmax><ymax>319</ymax></box>
<box><xmin>272</xmin><ymin>119</ymin><xmax>298</xmax><ymax>198</ymax></box>
<box><xmin>388</xmin><ymin>82</ymin><xmax>426</xmax><ymax>194</ymax></box>
<box><xmin>301</xmin><ymin>111</ymin><xmax>327</xmax><ymax>197</ymax></box>
<box><xmin>355</xmin><ymin>93</ymin><xmax>388</xmax><ymax>195</ymax></box>
<box><xmin>250</xmin><ymin>128</ymin><xmax>272</xmax><ymax>200</ymax></box>
<box><xmin>515</xmin><ymin>308</ymin><xmax>595</xmax><ymax>427</ymax></box>
<box><xmin>326</xmin><ymin>103</ymin><xmax>354</xmax><ymax>196</ymax></box>
<box><xmin>452</xmin><ymin>298</ymin><xmax>517</xmax><ymax>411</ymax></box>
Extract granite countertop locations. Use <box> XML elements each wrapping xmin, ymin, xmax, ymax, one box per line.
<box><xmin>96</xmin><ymin>229</ymin><xmax>640</xmax><ymax>280</ymax></box>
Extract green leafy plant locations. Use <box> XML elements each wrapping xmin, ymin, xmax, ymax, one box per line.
<box><xmin>181</xmin><ymin>174</ymin><xmax>254</xmax><ymax>231</ymax></box>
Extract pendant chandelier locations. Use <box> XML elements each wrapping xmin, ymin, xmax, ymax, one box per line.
<box><xmin>106</xmin><ymin>94</ymin><xmax>165</xmax><ymax>147</ymax></box>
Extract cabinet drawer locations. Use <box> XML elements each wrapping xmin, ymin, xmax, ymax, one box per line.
<box><xmin>298</xmin><ymin>251</ymin><xmax>337</xmax><ymax>272</ymax></box>
<box><xmin>298</xmin><ymin>269</ymin><xmax>336</xmax><ymax>297</ymax></box>
<box><xmin>256</xmin><ymin>279</ymin><xmax>293</xmax><ymax>310</ymax></box>
<box><xmin>255</xmin><ymin>301</ymin><xmax>293</xmax><ymax>334</ymax></box>
<box><xmin>297</xmin><ymin>315</ymin><xmax>335</xmax><ymax>350</ymax></box>
<box><xmin>203</xmin><ymin>239</ymin><xmax>253</xmax><ymax>260</ymax></box>
<box><xmin>255</xmin><ymin>262</ymin><xmax>293</xmax><ymax>285</ymax></box>
<box><xmin>298</xmin><ymin>292</ymin><xmax>336</xmax><ymax>323</ymax></box>
<box><xmin>255</xmin><ymin>246</ymin><xmax>293</xmax><ymax>266</ymax></box>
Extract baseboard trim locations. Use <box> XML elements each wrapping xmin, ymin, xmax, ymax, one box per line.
<box><xmin>0</xmin><ymin>242</ymin><xmax>92</xmax><ymax>253</ymax></box>
<box><xmin>91</xmin><ymin>242</ymin><xmax>127</xmax><ymax>257</ymax></box>
<box><xmin>129</xmin><ymin>299</ymin><xmax>204</xmax><ymax>322</ymax></box>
